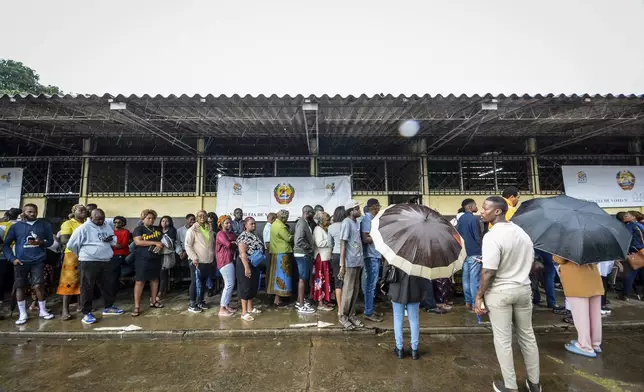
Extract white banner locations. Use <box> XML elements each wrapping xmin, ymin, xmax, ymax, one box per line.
<box><xmin>562</xmin><ymin>165</ymin><xmax>644</xmax><ymax>207</ymax></box>
<box><xmin>216</xmin><ymin>176</ymin><xmax>352</xmax><ymax>220</ymax></box>
<box><xmin>0</xmin><ymin>168</ymin><xmax>24</xmax><ymax>211</ymax></box>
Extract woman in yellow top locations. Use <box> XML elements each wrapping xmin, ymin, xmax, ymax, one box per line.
<box><xmin>267</xmin><ymin>210</ymin><xmax>294</xmax><ymax>307</ymax></box>
<box><xmin>56</xmin><ymin>204</ymin><xmax>88</xmax><ymax>320</ymax></box>
<box><xmin>553</xmin><ymin>255</ymin><xmax>604</xmax><ymax>358</ymax></box>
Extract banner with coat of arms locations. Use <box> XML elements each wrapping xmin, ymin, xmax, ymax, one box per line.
<box><xmin>562</xmin><ymin>165</ymin><xmax>644</xmax><ymax>207</ymax></box>
<box><xmin>215</xmin><ymin>176</ymin><xmax>352</xmax><ymax>220</ymax></box>
<box><xmin>0</xmin><ymin>168</ymin><xmax>24</xmax><ymax>211</ymax></box>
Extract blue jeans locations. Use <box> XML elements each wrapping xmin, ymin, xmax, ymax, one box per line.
<box><xmin>462</xmin><ymin>256</ymin><xmax>482</xmax><ymax>306</ymax></box>
<box><xmin>535</xmin><ymin>249</ymin><xmax>557</xmax><ymax>307</ymax></box>
<box><xmin>392</xmin><ymin>302</ymin><xmax>420</xmax><ymax>350</ymax></box>
<box><xmin>420</xmin><ymin>279</ymin><xmax>437</xmax><ymax>309</ymax></box>
<box><xmin>295</xmin><ymin>255</ymin><xmax>313</xmax><ymax>281</ymax></box>
<box><xmin>219</xmin><ymin>263</ymin><xmax>235</xmax><ymax>307</ymax></box>
<box><xmin>363</xmin><ymin>257</ymin><xmax>380</xmax><ymax>316</ymax></box>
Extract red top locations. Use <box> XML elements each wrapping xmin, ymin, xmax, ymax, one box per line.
<box><xmin>113</xmin><ymin>229</ymin><xmax>131</xmax><ymax>256</ymax></box>
<box><xmin>216</xmin><ymin>230</ymin><xmax>237</xmax><ymax>270</ymax></box>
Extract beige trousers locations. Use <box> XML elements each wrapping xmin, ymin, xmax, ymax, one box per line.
<box><xmin>485</xmin><ymin>285</ymin><xmax>540</xmax><ymax>390</ymax></box>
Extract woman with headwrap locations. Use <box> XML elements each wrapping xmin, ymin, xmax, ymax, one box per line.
<box><xmin>311</xmin><ymin>211</ymin><xmax>334</xmax><ymax>311</ymax></box>
<box><xmin>267</xmin><ymin>209</ymin><xmax>294</xmax><ymax>307</ymax></box>
<box><xmin>56</xmin><ymin>204</ymin><xmax>88</xmax><ymax>320</ymax></box>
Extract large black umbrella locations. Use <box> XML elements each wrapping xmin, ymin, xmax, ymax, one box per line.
<box><xmin>511</xmin><ymin>195</ymin><xmax>631</xmax><ymax>264</ymax></box>
<box><xmin>372</xmin><ymin>204</ymin><xmax>466</xmax><ymax>279</ymax></box>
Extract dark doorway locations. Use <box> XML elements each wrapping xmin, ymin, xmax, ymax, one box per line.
<box><xmin>45</xmin><ymin>197</ymin><xmax>78</xmax><ymax>234</ymax></box>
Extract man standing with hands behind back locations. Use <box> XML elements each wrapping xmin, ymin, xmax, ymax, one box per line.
<box><xmin>475</xmin><ymin>196</ymin><xmax>541</xmax><ymax>392</ymax></box>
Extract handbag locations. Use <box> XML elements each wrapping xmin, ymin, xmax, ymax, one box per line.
<box><xmin>628</xmin><ymin>249</ymin><xmax>644</xmax><ymax>270</ymax></box>
<box><xmin>384</xmin><ymin>264</ymin><xmax>397</xmax><ymax>284</ymax></box>
<box><xmin>248</xmin><ymin>250</ymin><xmax>266</xmax><ymax>268</ymax></box>
<box><xmin>627</xmin><ymin>225</ymin><xmax>644</xmax><ymax>270</ymax></box>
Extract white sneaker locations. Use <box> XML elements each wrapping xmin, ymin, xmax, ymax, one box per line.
<box><xmin>15</xmin><ymin>316</ymin><xmax>28</xmax><ymax>325</ymax></box>
<box><xmin>39</xmin><ymin>312</ymin><xmax>55</xmax><ymax>320</ymax></box>
<box><xmin>600</xmin><ymin>309</ymin><xmax>612</xmax><ymax>316</ymax></box>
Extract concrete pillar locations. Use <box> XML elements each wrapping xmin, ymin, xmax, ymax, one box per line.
<box><xmin>196</xmin><ymin>138</ymin><xmax>205</xmax><ymax>196</ymax></box>
<box><xmin>414</xmin><ymin>138</ymin><xmax>430</xmax><ymax>206</ymax></box>
<box><xmin>309</xmin><ymin>139</ymin><xmax>318</xmax><ymax>176</ymax></box>
<box><xmin>80</xmin><ymin>138</ymin><xmax>91</xmax><ymax>204</ymax></box>
<box><xmin>526</xmin><ymin>137</ymin><xmax>540</xmax><ymax>194</ymax></box>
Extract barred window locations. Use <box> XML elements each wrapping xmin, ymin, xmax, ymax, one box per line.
<box><xmin>0</xmin><ymin>160</ymin><xmax>48</xmax><ymax>195</ymax></box>
<box><xmin>352</xmin><ymin>160</ymin><xmax>386</xmax><ymax>192</ymax></box>
<box><xmin>241</xmin><ymin>160</ymin><xmax>274</xmax><ymax>177</ymax></box>
<box><xmin>428</xmin><ymin>160</ymin><xmax>460</xmax><ymax>194</ymax></box>
<box><xmin>48</xmin><ymin>160</ymin><xmax>82</xmax><ymax>195</ymax></box>
<box><xmin>277</xmin><ymin>160</ymin><xmax>310</xmax><ymax>177</ymax></box>
<box><xmin>203</xmin><ymin>160</ymin><xmax>240</xmax><ymax>194</ymax></box>
<box><xmin>88</xmin><ymin>160</ymin><xmax>126</xmax><ymax>194</ymax></box>
<box><xmin>317</xmin><ymin>160</ymin><xmax>351</xmax><ymax>177</ymax></box>
<box><xmin>162</xmin><ymin>160</ymin><xmax>196</xmax><ymax>193</ymax></box>
<box><xmin>538</xmin><ymin>156</ymin><xmax>634</xmax><ymax>194</ymax></box>
<box><xmin>126</xmin><ymin>161</ymin><xmax>161</xmax><ymax>194</ymax></box>
<box><xmin>387</xmin><ymin>160</ymin><xmax>420</xmax><ymax>192</ymax></box>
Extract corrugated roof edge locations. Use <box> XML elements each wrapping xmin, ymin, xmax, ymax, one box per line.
<box><xmin>0</xmin><ymin>93</ymin><xmax>643</xmax><ymax>100</ymax></box>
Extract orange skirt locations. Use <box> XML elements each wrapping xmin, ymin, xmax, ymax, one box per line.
<box><xmin>56</xmin><ymin>252</ymin><xmax>81</xmax><ymax>295</ymax></box>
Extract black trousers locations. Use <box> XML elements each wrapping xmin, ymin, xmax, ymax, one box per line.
<box><xmin>601</xmin><ymin>275</ymin><xmax>609</xmax><ymax>307</ymax></box>
<box><xmin>80</xmin><ymin>261</ymin><xmax>116</xmax><ymax>315</ymax></box>
<box><xmin>109</xmin><ymin>256</ymin><xmax>125</xmax><ymax>297</ymax></box>
<box><xmin>189</xmin><ymin>262</ymin><xmax>213</xmax><ymax>306</ymax></box>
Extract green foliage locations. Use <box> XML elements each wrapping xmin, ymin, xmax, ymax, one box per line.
<box><xmin>0</xmin><ymin>59</ymin><xmax>63</xmax><ymax>96</ymax></box>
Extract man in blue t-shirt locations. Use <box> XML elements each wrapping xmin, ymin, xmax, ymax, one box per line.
<box><xmin>361</xmin><ymin>198</ymin><xmax>383</xmax><ymax>322</ymax></box>
<box><xmin>456</xmin><ymin>198</ymin><xmax>483</xmax><ymax>310</ymax></box>
<box><xmin>3</xmin><ymin>204</ymin><xmax>55</xmax><ymax>325</ymax></box>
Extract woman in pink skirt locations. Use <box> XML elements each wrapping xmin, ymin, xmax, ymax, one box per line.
<box><xmin>311</xmin><ymin>211</ymin><xmax>334</xmax><ymax>311</ymax></box>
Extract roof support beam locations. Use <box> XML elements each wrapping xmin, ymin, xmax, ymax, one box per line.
<box><xmin>0</xmin><ymin>126</ymin><xmax>79</xmax><ymax>154</ymax></box>
<box><xmin>540</xmin><ymin>117</ymin><xmax>643</xmax><ymax>153</ymax></box>
<box><xmin>302</xmin><ymin>103</ymin><xmax>319</xmax><ymax>155</ymax></box>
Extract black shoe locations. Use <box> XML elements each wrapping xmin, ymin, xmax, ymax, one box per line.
<box><xmin>198</xmin><ymin>302</ymin><xmax>210</xmax><ymax>310</ymax></box>
<box><xmin>393</xmin><ymin>347</ymin><xmax>404</xmax><ymax>359</ymax></box>
<box><xmin>188</xmin><ymin>305</ymin><xmax>202</xmax><ymax>313</ymax></box>
<box><xmin>526</xmin><ymin>379</ymin><xmax>542</xmax><ymax>392</ymax></box>
<box><xmin>411</xmin><ymin>349</ymin><xmax>420</xmax><ymax>360</ymax></box>
<box><xmin>492</xmin><ymin>380</ymin><xmax>511</xmax><ymax>392</ymax></box>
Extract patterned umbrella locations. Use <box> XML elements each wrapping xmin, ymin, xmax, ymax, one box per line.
<box><xmin>372</xmin><ymin>204</ymin><xmax>466</xmax><ymax>279</ymax></box>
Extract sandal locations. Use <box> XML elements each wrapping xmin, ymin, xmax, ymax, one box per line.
<box><xmin>349</xmin><ymin>316</ymin><xmax>365</xmax><ymax>328</ymax></box>
<box><xmin>241</xmin><ymin>313</ymin><xmax>255</xmax><ymax>321</ymax></box>
<box><xmin>563</xmin><ymin>316</ymin><xmax>574</xmax><ymax>324</ymax></box>
<box><xmin>250</xmin><ymin>308</ymin><xmax>262</xmax><ymax>314</ymax></box>
<box><xmin>340</xmin><ymin>318</ymin><xmax>356</xmax><ymax>330</ymax></box>
<box><xmin>131</xmin><ymin>307</ymin><xmax>140</xmax><ymax>317</ymax></box>
<box><xmin>149</xmin><ymin>301</ymin><xmax>164</xmax><ymax>309</ymax></box>
<box><xmin>61</xmin><ymin>314</ymin><xmax>72</xmax><ymax>321</ymax></box>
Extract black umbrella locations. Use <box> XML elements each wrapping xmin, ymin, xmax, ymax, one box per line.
<box><xmin>511</xmin><ymin>195</ymin><xmax>631</xmax><ymax>264</ymax></box>
<box><xmin>372</xmin><ymin>204</ymin><xmax>466</xmax><ymax>279</ymax></box>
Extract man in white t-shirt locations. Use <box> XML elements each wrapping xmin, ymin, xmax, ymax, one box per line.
<box><xmin>474</xmin><ymin>196</ymin><xmax>541</xmax><ymax>392</ymax></box>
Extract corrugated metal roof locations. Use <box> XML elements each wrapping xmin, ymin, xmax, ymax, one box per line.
<box><xmin>0</xmin><ymin>93</ymin><xmax>643</xmax><ymax>155</ymax></box>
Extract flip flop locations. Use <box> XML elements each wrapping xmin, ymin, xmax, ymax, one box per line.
<box><xmin>131</xmin><ymin>307</ymin><xmax>140</xmax><ymax>317</ymax></box>
<box><xmin>565</xmin><ymin>343</ymin><xmax>597</xmax><ymax>358</ymax></box>
<box><xmin>61</xmin><ymin>314</ymin><xmax>72</xmax><ymax>321</ymax></box>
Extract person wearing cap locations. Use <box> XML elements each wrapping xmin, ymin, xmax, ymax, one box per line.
<box><xmin>339</xmin><ymin>199</ymin><xmax>365</xmax><ymax>330</ymax></box>
<box><xmin>361</xmin><ymin>198</ymin><xmax>383</xmax><ymax>323</ymax></box>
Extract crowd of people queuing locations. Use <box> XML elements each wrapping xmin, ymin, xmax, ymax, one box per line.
<box><xmin>1</xmin><ymin>189</ymin><xmax>644</xmax><ymax>391</ymax></box>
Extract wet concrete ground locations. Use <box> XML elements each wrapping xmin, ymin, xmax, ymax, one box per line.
<box><xmin>1</xmin><ymin>332</ymin><xmax>642</xmax><ymax>391</ymax></box>
<box><xmin>2</xmin><ymin>286</ymin><xmax>644</xmax><ymax>335</ymax></box>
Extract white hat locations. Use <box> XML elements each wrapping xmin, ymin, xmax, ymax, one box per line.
<box><xmin>344</xmin><ymin>199</ymin><xmax>360</xmax><ymax>210</ymax></box>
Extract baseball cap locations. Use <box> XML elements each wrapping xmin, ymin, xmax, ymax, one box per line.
<box><xmin>344</xmin><ymin>199</ymin><xmax>360</xmax><ymax>210</ymax></box>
